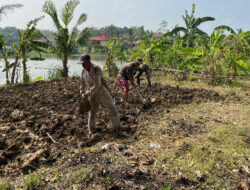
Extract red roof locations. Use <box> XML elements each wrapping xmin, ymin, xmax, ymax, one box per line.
<box><xmin>154</xmin><ymin>33</ymin><xmax>164</xmax><ymax>38</ymax></box>
<box><xmin>90</xmin><ymin>32</ymin><xmax>109</xmax><ymax>41</ymax></box>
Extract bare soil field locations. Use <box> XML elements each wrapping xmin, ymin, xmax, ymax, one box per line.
<box><xmin>0</xmin><ymin>77</ymin><xmax>249</xmax><ymax>189</ymax></box>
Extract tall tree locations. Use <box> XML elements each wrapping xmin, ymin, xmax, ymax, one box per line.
<box><xmin>43</xmin><ymin>0</ymin><xmax>90</xmax><ymax>77</ymax></box>
<box><xmin>171</xmin><ymin>4</ymin><xmax>215</xmax><ymax>47</ymax></box>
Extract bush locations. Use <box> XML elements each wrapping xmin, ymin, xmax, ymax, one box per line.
<box><xmin>48</xmin><ymin>66</ymin><xmax>63</xmax><ymax>80</ymax></box>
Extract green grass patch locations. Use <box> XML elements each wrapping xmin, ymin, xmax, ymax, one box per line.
<box><xmin>0</xmin><ymin>180</ymin><xmax>12</xmax><ymax>190</ymax></box>
<box><xmin>23</xmin><ymin>172</ymin><xmax>43</xmax><ymax>190</ymax></box>
<box><xmin>71</xmin><ymin>167</ymin><xmax>93</xmax><ymax>183</ymax></box>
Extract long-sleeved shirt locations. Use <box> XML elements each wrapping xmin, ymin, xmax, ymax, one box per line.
<box><xmin>117</xmin><ymin>62</ymin><xmax>137</xmax><ymax>80</ymax></box>
<box><xmin>136</xmin><ymin>64</ymin><xmax>150</xmax><ymax>73</ymax></box>
<box><xmin>80</xmin><ymin>63</ymin><xmax>104</xmax><ymax>98</ymax></box>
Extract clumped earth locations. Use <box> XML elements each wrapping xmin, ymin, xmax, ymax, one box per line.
<box><xmin>0</xmin><ymin>77</ymin><xmax>225</xmax><ymax>189</ymax></box>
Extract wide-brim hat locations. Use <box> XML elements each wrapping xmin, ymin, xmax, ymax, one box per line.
<box><xmin>77</xmin><ymin>53</ymin><xmax>90</xmax><ymax>64</ymax></box>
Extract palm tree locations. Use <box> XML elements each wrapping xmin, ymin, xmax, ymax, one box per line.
<box><xmin>11</xmin><ymin>16</ymin><xmax>48</xmax><ymax>84</ymax></box>
<box><xmin>0</xmin><ymin>3</ymin><xmax>23</xmax><ymax>20</ymax></box>
<box><xmin>43</xmin><ymin>0</ymin><xmax>90</xmax><ymax>77</ymax></box>
<box><xmin>171</xmin><ymin>4</ymin><xmax>215</xmax><ymax>47</ymax></box>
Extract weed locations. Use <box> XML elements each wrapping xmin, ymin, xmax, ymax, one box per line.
<box><xmin>72</xmin><ymin>167</ymin><xmax>92</xmax><ymax>183</ymax></box>
<box><xmin>160</xmin><ymin>185</ymin><xmax>172</xmax><ymax>190</ymax></box>
<box><xmin>100</xmin><ymin>178</ymin><xmax>113</xmax><ymax>183</ymax></box>
<box><xmin>0</xmin><ymin>180</ymin><xmax>12</xmax><ymax>190</ymax></box>
<box><xmin>47</xmin><ymin>66</ymin><xmax>63</xmax><ymax>80</ymax></box>
<box><xmin>51</xmin><ymin>171</ymin><xmax>61</xmax><ymax>183</ymax></box>
<box><xmin>24</xmin><ymin>172</ymin><xmax>43</xmax><ymax>190</ymax></box>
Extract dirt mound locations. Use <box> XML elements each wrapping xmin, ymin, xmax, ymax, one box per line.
<box><xmin>0</xmin><ymin>77</ymin><xmax>222</xmax><ymax>176</ymax></box>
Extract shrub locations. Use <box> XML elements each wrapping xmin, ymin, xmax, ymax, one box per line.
<box><xmin>47</xmin><ymin>66</ymin><xmax>63</xmax><ymax>80</ymax></box>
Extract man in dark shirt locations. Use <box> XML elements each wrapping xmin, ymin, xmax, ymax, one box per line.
<box><xmin>117</xmin><ymin>57</ymin><xmax>142</xmax><ymax>102</ymax></box>
<box><xmin>135</xmin><ymin>63</ymin><xmax>151</xmax><ymax>88</ymax></box>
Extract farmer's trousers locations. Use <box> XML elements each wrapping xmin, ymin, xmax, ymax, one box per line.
<box><xmin>88</xmin><ymin>87</ymin><xmax>120</xmax><ymax>133</ymax></box>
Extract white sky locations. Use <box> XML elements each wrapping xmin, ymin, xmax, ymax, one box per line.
<box><xmin>0</xmin><ymin>0</ymin><xmax>249</xmax><ymax>33</ymax></box>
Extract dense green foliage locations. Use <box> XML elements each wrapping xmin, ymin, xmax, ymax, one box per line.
<box><xmin>0</xmin><ymin>2</ymin><xmax>249</xmax><ymax>85</ymax></box>
<box><xmin>127</xmin><ymin>4</ymin><xmax>250</xmax><ymax>84</ymax></box>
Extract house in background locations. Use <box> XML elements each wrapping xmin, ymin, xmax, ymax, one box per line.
<box><xmin>90</xmin><ymin>32</ymin><xmax>109</xmax><ymax>49</ymax></box>
<box><xmin>154</xmin><ymin>33</ymin><xmax>164</xmax><ymax>39</ymax></box>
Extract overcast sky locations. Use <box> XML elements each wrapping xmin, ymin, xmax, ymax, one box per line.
<box><xmin>0</xmin><ymin>0</ymin><xmax>249</xmax><ymax>33</ymax></box>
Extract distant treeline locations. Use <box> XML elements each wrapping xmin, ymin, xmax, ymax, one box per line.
<box><xmin>0</xmin><ymin>25</ymin><xmax>156</xmax><ymax>47</ymax></box>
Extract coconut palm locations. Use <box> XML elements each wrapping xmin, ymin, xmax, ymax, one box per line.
<box><xmin>171</xmin><ymin>4</ymin><xmax>215</xmax><ymax>47</ymax></box>
<box><xmin>43</xmin><ymin>0</ymin><xmax>90</xmax><ymax>77</ymax></box>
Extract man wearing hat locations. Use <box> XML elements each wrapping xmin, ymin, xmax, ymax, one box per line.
<box><xmin>79</xmin><ymin>53</ymin><xmax>121</xmax><ymax>136</ymax></box>
<box><xmin>134</xmin><ymin>62</ymin><xmax>151</xmax><ymax>88</ymax></box>
<box><xmin>117</xmin><ymin>57</ymin><xmax>142</xmax><ymax>103</ymax></box>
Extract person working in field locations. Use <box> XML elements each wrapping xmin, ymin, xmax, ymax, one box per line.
<box><xmin>117</xmin><ymin>57</ymin><xmax>142</xmax><ymax>102</ymax></box>
<box><xmin>79</xmin><ymin>53</ymin><xmax>122</xmax><ymax>136</ymax></box>
<box><xmin>134</xmin><ymin>62</ymin><xmax>151</xmax><ymax>88</ymax></box>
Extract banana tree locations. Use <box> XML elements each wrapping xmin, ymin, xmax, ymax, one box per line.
<box><xmin>215</xmin><ymin>25</ymin><xmax>250</xmax><ymax>56</ymax></box>
<box><xmin>43</xmin><ymin>0</ymin><xmax>90</xmax><ymax>77</ymax></box>
<box><xmin>165</xmin><ymin>35</ymin><xmax>185</xmax><ymax>70</ymax></box>
<box><xmin>130</xmin><ymin>32</ymin><xmax>172</xmax><ymax>68</ymax></box>
<box><xmin>100</xmin><ymin>38</ymin><xmax>125</xmax><ymax>77</ymax></box>
<box><xmin>131</xmin><ymin>31</ymin><xmax>160</xmax><ymax>66</ymax></box>
<box><xmin>171</xmin><ymin>4</ymin><xmax>215</xmax><ymax>47</ymax></box>
<box><xmin>11</xmin><ymin>16</ymin><xmax>48</xmax><ymax>84</ymax></box>
<box><xmin>224</xmin><ymin>48</ymin><xmax>250</xmax><ymax>82</ymax></box>
<box><xmin>0</xmin><ymin>35</ymin><xmax>14</xmax><ymax>84</ymax></box>
<box><xmin>182</xmin><ymin>29</ymin><xmax>226</xmax><ymax>84</ymax></box>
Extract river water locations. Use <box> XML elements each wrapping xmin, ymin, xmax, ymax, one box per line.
<box><xmin>0</xmin><ymin>59</ymin><xmax>108</xmax><ymax>85</ymax></box>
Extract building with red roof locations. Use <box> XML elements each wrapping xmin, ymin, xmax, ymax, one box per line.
<box><xmin>154</xmin><ymin>33</ymin><xmax>164</xmax><ymax>38</ymax></box>
<box><xmin>90</xmin><ymin>32</ymin><xmax>109</xmax><ymax>47</ymax></box>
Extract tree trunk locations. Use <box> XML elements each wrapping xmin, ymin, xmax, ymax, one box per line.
<box><xmin>209</xmin><ymin>61</ymin><xmax>216</xmax><ymax>85</ymax></box>
<box><xmin>5</xmin><ymin>63</ymin><xmax>10</xmax><ymax>85</ymax></box>
<box><xmin>108</xmin><ymin>53</ymin><xmax>111</xmax><ymax>77</ymax></box>
<box><xmin>62</xmin><ymin>56</ymin><xmax>68</xmax><ymax>77</ymax></box>
<box><xmin>110</xmin><ymin>54</ymin><xmax>118</xmax><ymax>78</ymax></box>
<box><xmin>11</xmin><ymin>54</ymin><xmax>19</xmax><ymax>84</ymax></box>
<box><xmin>2</xmin><ymin>55</ymin><xmax>10</xmax><ymax>85</ymax></box>
<box><xmin>23</xmin><ymin>58</ymin><xmax>29</xmax><ymax>84</ymax></box>
<box><xmin>232</xmin><ymin>63</ymin><xmax>237</xmax><ymax>82</ymax></box>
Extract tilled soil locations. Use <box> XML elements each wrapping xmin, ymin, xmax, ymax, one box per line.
<box><xmin>0</xmin><ymin>77</ymin><xmax>223</xmax><ymax>188</ymax></box>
